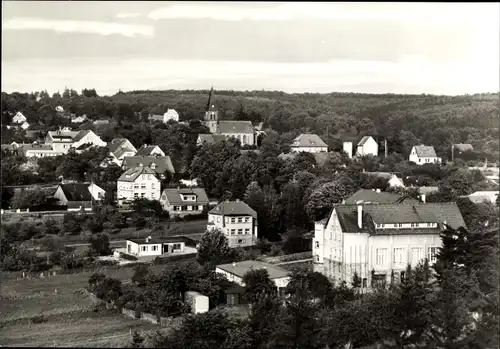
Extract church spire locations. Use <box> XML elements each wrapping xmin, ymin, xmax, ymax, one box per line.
<box><xmin>206</xmin><ymin>85</ymin><xmax>214</xmax><ymax>112</ymax></box>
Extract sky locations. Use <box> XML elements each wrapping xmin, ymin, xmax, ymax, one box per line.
<box><xmin>2</xmin><ymin>1</ymin><xmax>499</xmax><ymax>96</ymax></box>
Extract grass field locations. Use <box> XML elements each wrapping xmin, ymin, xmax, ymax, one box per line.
<box><xmin>0</xmin><ymin>264</ymin><xmax>185</xmax><ymax>347</ymax></box>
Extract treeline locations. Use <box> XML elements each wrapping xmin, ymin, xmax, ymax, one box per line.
<box><xmin>2</xmin><ymin>89</ymin><xmax>499</xmax><ymax>159</ymax></box>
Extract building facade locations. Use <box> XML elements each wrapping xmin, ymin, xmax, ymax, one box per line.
<box><xmin>356</xmin><ymin>136</ymin><xmax>379</xmax><ymax>157</ymax></box>
<box><xmin>409</xmin><ymin>145</ymin><xmax>442</xmax><ymax>165</ymax></box>
<box><xmin>160</xmin><ymin>187</ymin><xmax>209</xmax><ymax>217</ymax></box>
<box><xmin>290</xmin><ymin>134</ymin><xmax>328</xmax><ymax>153</ymax></box>
<box><xmin>313</xmin><ymin>202</ymin><xmax>466</xmax><ymax>288</ymax></box>
<box><xmin>207</xmin><ymin>200</ymin><xmax>258</xmax><ymax>248</ymax></box>
<box><xmin>117</xmin><ymin>164</ymin><xmax>161</xmax><ymax>206</ymax></box>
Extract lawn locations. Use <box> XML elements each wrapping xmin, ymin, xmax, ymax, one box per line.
<box><xmin>0</xmin><ymin>264</ymin><xmax>179</xmax><ymax>347</ymax></box>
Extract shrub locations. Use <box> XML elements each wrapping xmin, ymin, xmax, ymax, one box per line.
<box><xmin>31</xmin><ymin>315</ymin><xmax>47</xmax><ymax>324</ymax></box>
<box><xmin>94</xmin><ymin>259</ymin><xmax>118</xmax><ymax>267</ymax></box>
<box><xmin>121</xmin><ymin>253</ymin><xmax>138</xmax><ymax>261</ymax></box>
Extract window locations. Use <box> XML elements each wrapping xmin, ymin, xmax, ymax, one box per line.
<box><xmin>245</xmin><ymin>228</ymin><xmax>250</xmax><ymax>235</ymax></box>
<box><xmin>428</xmin><ymin>247</ymin><xmax>438</xmax><ymax>264</ymax></box>
<box><xmin>362</xmin><ymin>278</ymin><xmax>367</xmax><ymax>288</ymax></box>
<box><xmin>400</xmin><ymin>271</ymin><xmax>405</xmax><ymax>282</ymax></box>
<box><xmin>411</xmin><ymin>247</ymin><xmax>423</xmax><ymax>265</ymax></box>
<box><xmin>151</xmin><ymin>183</ymin><xmax>155</xmax><ymax>189</ymax></box>
<box><xmin>151</xmin><ymin>246</ymin><xmax>158</xmax><ymax>252</ymax></box>
<box><xmin>141</xmin><ymin>246</ymin><xmax>148</xmax><ymax>252</ymax></box>
<box><xmin>134</xmin><ymin>184</ymin><xmax>139</xmax><ymax>189</ymax></box>
<box><xmin>230</xmin><ymin>229</ymin><xmax>235</xmax><ymax>235</ymax></box>
<box><xmin>237</xmin><ymin>229</ymin><xmax>243</xmax><ymax>235</ymax></box>
<box><xmin>398</xmin><ymin>223</ymin><xmax>403</xmax><ymax>228</ymax></box>
<box><xmin>394</xmin><ymin>224</ymin><xmax>398</xmax><ymax>228</ymax></box>
<box><xmin>245</xmin><ymin>217</ymin><xmax>250</xmax><ymax>223</ymax></box>
<box><xmin>141</xmin><ymin>193</ymin><xmax>145</xmax><ymax>198</ymax></box>
<box><xmin>410</xmin><ymin>223</ymin><xmax>417</xmax><ymax>228</ymax></box>
<box><xmin>237</xmin><ymin>239</ymin><xmax>244</xmax><ymax>244</ymax></box>
<box><xmin>217</xmin><ymin>217</ymin><xmax>221</xmax><ymax>223</ymax></box>
<box><xmin>315</xmin><ymin>255</ymin><xmax>320</xmax><ymax>262</ymax></box>
<box><xmin>141</xmin><ymin>184</ymin><xmax>146</xmax><ymax>189</ymax></box>
<box><xmin>376</xmin><ymin>248</ymin><xmax>387</xmax><ymax>265</ymax></box>
<box><xmin>231</xmin><ymin>218</ymin><xmax>236</xmax><ymax>223</ymax></box>
<box><xmin>237</xmin><ymin>217</ymin><xmax>243</xmax><ymax>223</ymax></box>
<box><xmin>393</xmin><ymin>248</ymin><xmax>405</xmax><ymax>264</ymax></box>
<box><xmin>173</xmin><ymin>206</ymin><xmax>178</xmax><ymax>211</ymax></box>
<box><xmin>315</xmin><ymin>241</ymin><xmax>320</xmax><ymax>248</ymax></box>
<box><xmin>134</xmin><ymin>193</ymin><xmax>139</xmax><ymax>198</ymax></box>
<box><xmin>172</xmin><ymin>243</ymin><xmax>181</xmax><ymax>250</ymax></box>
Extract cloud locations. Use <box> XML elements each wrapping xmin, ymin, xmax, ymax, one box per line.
<box><xmin>148</xmin><ymin>2</ymin><xmax>498</xmax><ymax>25</ymax></box>
<box><xmin>2</xmin><ymin>17</ymin><xmax>154</xmax><ymax>38</ymax></box>
<box><xmin>116</xmin><ymin>12</ymin><xmax>142</xmax><ymax>19</ymax></box>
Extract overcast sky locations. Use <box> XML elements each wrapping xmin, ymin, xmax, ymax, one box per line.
<box><xmin>2</xmin><ymin>1</ymin><xmax>499</xmax><ymax>96</ymax></box>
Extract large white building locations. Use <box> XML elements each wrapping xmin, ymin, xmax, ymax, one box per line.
<box><xmin>45</xmin><ymin>129</ymin><xmax>106</xmax><ymax>154</ymax></box>
<box><xmin>117</xmin><ymin>164</ymin><xmax>161</xmax><ymax>206</ymax></box>
<box><xmin>313</xmin><ymin>202</ymin><xmax>466</xmax><ymax>288</ymax></box>
<box><xmin>409</xmin><ymin>145</ymin><xmax>442</xmax><ymax>165</ymax></box>
<box><xmin>207</xmin><ymin>200</ymin><xmax>258</xmax><ymax>248</ymax></box>
<box><xmin>290</xmin><ymin>134</ymin><xmax>328</xmax><ymax>153</ymax></box>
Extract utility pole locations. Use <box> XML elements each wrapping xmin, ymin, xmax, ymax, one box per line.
<box><xmin>384</xmin><ymin>138</ymin><xmax>388</xmax><ymax>158</ymax></box>
<box><xmin>451</xmin><ymin>144</ymin><xmax>454</xmax><ymax>163</ymax></box>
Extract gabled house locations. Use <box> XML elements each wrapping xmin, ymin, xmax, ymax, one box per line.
<box><xmin>290</xmin><ymin>134</ymin><xmax>328</xmax><ymax>153</ymax></box>
<box><xmin>122</xmin><ymin>156</ymin><xmax>175</xmax><ymax>178</ymax></box>
<box><xmin>409</xmin><ymin>145</ymin><xmax>442</xmax><ymax>165</ymax></box>
<box><xmin>364</xmin><ymin>172</ymin><xmax>406</xmax><ymax>188</ymax></box>
<box><xmin>125</xmin><ymin>236</ymin><xmax>192</xmax><ymax>258</ymax></box>
<box><xmin>136</xmin><ymin>144</ymin><xmax>165</xmax><ymax>157</ymax></box>
<box><xmin>53</xmin><ymin>183</ymin><xmax>101</xmax><ymax>211</ymax></box>
<box><xmin>45</xmin><ymin>129</ymin><xmax>106</xmax><ymax>154</ymax></box>
<box><xmin>343</xmin><ymin>189</ymin><xmax>417</xmax><ymax>205</ymax></box>
<box><xmin>160</xmin><ymin>187</ymin><xmax>209</xmax><ymax>217</ymax></box>
<box><xmin>106</xmin><ymin>138</ymin><xmax>137</xmax><ymax>166</ymax></box>
<box><xmin>12</xmin><ymin>111</ymin><xmax>27</xmax><ymax>124</ymax></box>
<box><xmin>72</xmin><ymin>130</ymin><xmax>107</xmax><ymax>150</ymax></box>
<box><xmin>464</xmin><ymin>191</ymin><xmax>499</xmax><ymax>204</ymax></box>
<box><xmin>356</xmin><ymin>136</ymin><xmax>378</xmax><ymax>157</ymax></box>
<box><xmin>117</xmin><ymin>164</ymin><xmax>161</xmax><ymax>205</ymax></box>
<box><xmin>207</xmin><ymin>200</ymin><xmax>258</xmax><ymax>248</ymax></box>
<box><xmin>163</xmin><ymin>109</ymin><xmax>179</xmax><ymax>123</ymax></box>
<box><xmin>313</xmin><ymin>202</ymin><xmax>466</xmax><ymax>287</ymax></box>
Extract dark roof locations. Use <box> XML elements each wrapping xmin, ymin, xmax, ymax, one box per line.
<box><xmin>161</xmin><ymin>188</ymin><xmax>209</xmax><ymax>205</ymax></box>
<box><xmin>358</xmin><ymin>136</ymin><xmax>374</xmax><ymax>146</ymax></box>
<box><xmin>291</xmin><ymin>134</ymin><xmax>327</xmax><ymax>148</ymax></box>
<box><xmin>217</xmin><ymin>120</ymin><xmax>254</xmax><ymax>134</ymax></box>
<box><xmin>217</xmin><ymin>260</ymin><xmax>290</xmax><ymax>279</ymax></box>
<box><xmin>454</xmin><ymin>143</ymin><xmax>473</xmax><ymax>152</ymax></box>
<box><xmin>58</xmin><ymin>183</ymin><xmax>92</xmax><ymax>202</ymax></box>
<box><xmin>118</xmin><ymin>165</ymin><xmax>157</xmax><ymax>182</ymax></box>
<box><xmin>209</xmin><ymin>200</ymin><xmax>257</xmax><ymax>218</ymax></box>
<box><xmin>122</xmin><ymin>156</ymin><xmax>175</xmax><ymax>174</ymax></box>
<box><xmin>128</xmin><ymin>236</ymin><xmax>192</xmax><ymax>245</ymax></box>
<box><xmin>328</xmin><ymin>203</ymin><xmax>466</xmax><ymax>235</ymax></box>
<box><xmin>136</xmin><ymin>145</ymin><xmax>163</xmax><ymax>156</ymax></box>
<box><xmin>344</xmin><ymin>189</ymin><xmax>417</xmax><ymax>205</ymax></box>
<box><xmin>108</xmin><ymin>138</ymin><xmax>136</xmax><ymax>158</ymax></box>
<box><xmin>73</xmin><ymin>130</ymin><xmax>91</xmax><ymax>142</ymax></box>
<box><xmin>413</xmin><ymin>145</ymin><xmax>438</xmax><ymax>157</ymax></box>
<box><xmin>198</xmin><ymin>134</ymin><xmax>227</xmax><ymax>144</ymax></box>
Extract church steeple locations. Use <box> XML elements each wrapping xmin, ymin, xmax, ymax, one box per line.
<box><xmin>203</xmin><ymin>86</ymin><xmax>220</xmax><ymax>133</ymax></box>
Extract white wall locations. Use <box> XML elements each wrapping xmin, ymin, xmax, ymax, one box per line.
<box><xmin>88</xmin><ymin>183</ymin><xmax>105</xmax><ymax>201</ymax></box>
<box><xmin>184</xmin><ymin>291</ymin><xmax>209</xmax><ymax>314</ymax></box>
<box><xmin>356</xmin><ymin>137</ymin><xmax>378</xmax><ymax>157</ymax></box>
<box><xmin>215</xmin><ymin>268</ymin><xmax>290</xmax><ymax>288</ymax></box>
<box><xmin>291</xmin><ymin>146</ymin><xmax>328</xmax><ymax>153</ymax></box>
<box><xmin>126</xmin><ymin>241</ymin><xmax>162</xmax><ymax>257</ymax></box>
<box><xmin>343</xmin><ymin>142</ymin><xmax>353</xmax><ymax>158</ymax></box>
<box><xmin>73</xmin><ymin>131</ymin><xmax>107</xmax><ymax>149</ymax></box>
<box><xmin>388</xmin><ymin>175</ymin><xmax>405</xmax><ymax>188</ymax></box>
<box><xmin>53</xmin><ymin>186</ymin><xmax>68</xmax><ymax>205</ymax></box>
<box><xmin>409</xmin><ymin>147</ymin><xmax>441</xmax><ymax>165</ymax></box>
<box><xmin>117</xmin><ymin>173</ymin><xmax>160</xmax><ymax>204</ymax></box>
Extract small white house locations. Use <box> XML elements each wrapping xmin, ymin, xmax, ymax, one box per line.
<box><xmin>465</xmin><ymin>191</ymin><xmax>499</xmax><ymax>204</ymax></box>
<box><xmin>184</xmin><ymin>291</ymin><xmax>209</xmax><ymax>314</ymax></box>
<box><xmin>12</xmin><ymin>112</ymin><xmax>27</xmax><ymax>124</ymax></box>
<box><xmin>125</xmin><ymin>236</ymin><xmax>186</xmax><ymax>257</ymax></box>
<box><xmin>343</xmin><ymin>141</ymin><xmax>353</xmax><ymax>158</ymax></box>
<box><xmin>356</xmin><ymin>136</ymin><xmax>378</xmax><ymax>157</ymax></box>
<box><xmin>88</xmin><ymin>182</ymin><xmax>106</xmax><ymax>201</ymax></box>
<box><xmin>409</xmin><ymin>145</ymin><xmax>442</xmax><ymax>165</ymax></box>
<box><xmin>164</xmin><ymin>109</ymin><xmax>179</xmax><ymax>123</ymax></box>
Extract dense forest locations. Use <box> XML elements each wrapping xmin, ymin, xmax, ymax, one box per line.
<box><xmin>2</xmin><ymin>89</ymin><xmax>499</xmax><ymax>161</ymax></box>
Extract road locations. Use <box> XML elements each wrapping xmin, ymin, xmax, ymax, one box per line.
<box><xmin>64</xmin><ymin>232</ymin><xmax>203</xmax><ymax>248</ymax></box>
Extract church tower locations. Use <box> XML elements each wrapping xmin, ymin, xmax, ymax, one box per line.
<box><xmin>203</xmin><ymin>86</ymin><xmax>219</xmax><ymax>134</ymax></box>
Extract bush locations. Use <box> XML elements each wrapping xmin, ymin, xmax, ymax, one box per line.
<box><xmin>94</xmin><ymin>259</ymin><xmax>118</xmax><ymax>267</ymax></box>
<box><xmin>31</xmin><ymin>315</ymin><xmax>47</xmax><ymax>324</ymax></box>
<box><xmin>120</xmin><ymin>253</ymin><xmax>138</xmax><ymax>261</ymax></box>
<box><xmin>60</xmin><ymin>253</ymin><xmax>84</xmax><ymax>270</ymax></box>
<box><xmin>153</xmin><ymin>253</ymin><xmax>196</xmax><ymax>265</ymax></box>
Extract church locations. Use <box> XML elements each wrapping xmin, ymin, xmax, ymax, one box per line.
<box><xmin>197</xmin><ymin>87</ymin><xmax>256</xmax><ymax>146</ymax></box>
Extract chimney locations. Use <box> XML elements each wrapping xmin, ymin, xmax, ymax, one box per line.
<box><xmin>421</xmin><ymin>194</ymin><xmax>426</xmax><ymax>203</ymax></box>
<box><xmin>357</xmin><ymin>203</ymin><xmax>363</xmax><ymax>229</ymax></box>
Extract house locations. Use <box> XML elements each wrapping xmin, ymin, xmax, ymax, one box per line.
<box><xmin>464</xmin><ymin>191</ymin><xmax>499</xmax><ymax>204</ymax></box>
<box><xmin>313</xmin><ymin>202</ymin><xmax>466</xmax><ymax>287</ymax></box>
<box><xmin>125</xmin><ymin>236</ymin><xmax>189</xmax><ymax>257</ymax></box>
<box><xmin>201</xmin><ymin>88</ymin><xmax>255</xmax><ymax>146</ymax></box>
<box><xmin>343</xmin><ymin>142</ymin><xmax>353</xmax><ymax>158</ymax></box>
<box><xmin>356</xmin><ymin>136</ymin><xmax>379</xmax><ymax>157</ymax></box>
<box><xmin>45</xmin><ymin>129</ymin><xmax>106</xmax><ymax>154</ymax></box>
<box><xmin>71</xmin><ymin>115</ymin><xmax>88</xmax><ymax>123</ymax></box>
<box><xmin>136</xmin><ymin>144</ymin><xmax>165</xmax><ymax>157</ymax></box>
<box><xmin>53</xmin><ymin>183</ymin><xmax>98</xmax><ymax>211</ymax></box>
<box><xmin>453</xmin><ymin>143</ymin><xmax>474</xmax><ymax>154</ymax></box>
<box><xmin>207</xmin><ymin>200</ymin><xmax>258</xmax><ymax>248</ymax></box>
<box><xmin>163</xmin><ymin>109</ymin><xmax>179</xmax><ymax>123</ymax></box>
<box><xmin>196</xmin><ymin>134</ymin><xmax>227</xmax><ymax>146</ymax></box>
<box><xmin>179</xmin><ymin>178</ymin><xmax>199</xmax><ymax>187</ymax></box>
<box><xmin>87</xmin><ymin>182</ymin><xmax>106</xmax><ymax>201</ymax></box>
<box><xmin>14</xmin><ymin>143</ymin><xmax>64</xmax><ymax>158</ymax></box>
<box><xmin>106</xmin><ymin>138</ymin><xmax>137</xmax><ymax>166</ymax></box>
<box><xmin>122</xmin><ymin>156</ymin><xmax>175</xmax><ymax>178</ymax></box>
<box><xmin>418</xmin><ymin>186</ymin><xmax>439</xmax><ymax>196</ymax></box>
<box><xmin>290</xmin><ymin>134</ymin><xmax>328</xmax><ymax>153</ymax></box>
<box><xmin>160</xmin><ymin>187</ymin><xmax>209</xmax><ymax>217</ymax></box>
<box><xmin>364</xmin><ymin>172</ymin><xmax>406</xmax><ymax>188</ymax></box>
<box><xmin>343</xmin><ymin>189</ymin><xmax>418</xmax><ymax>205</ymax></box>
<box><xmin>7</xmin><ymin>121</ymin><xmax>30</xmax><ymax>130</ymax></box>
<box><xmin>409</xmin><ymin>145</ymin><xmax>442</xmax><ymax>165</ymax></box>
<box><xmin>12</xmin><ymin>111</ymin><xmax>27</xmax><ymax>124</ymax></box>
<box><xmin>117</xmin><ymin>164</ymin><xmax>161</xmax><ymax>205</ymax></box>
<box><xmin>216</xmin><ymin>260</ymin><xmax>291</xmax><ymax>303</ymax></box>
